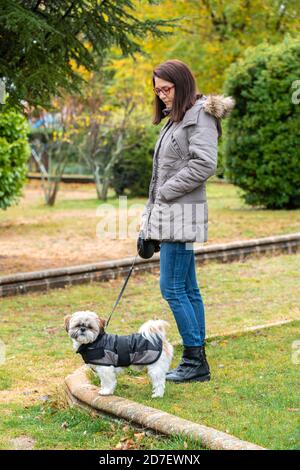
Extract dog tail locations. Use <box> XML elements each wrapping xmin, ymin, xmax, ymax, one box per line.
<box><xmin>138</xmin><ymin>319</ymin><xmax>170</xmax><ymax>346</ymax></box>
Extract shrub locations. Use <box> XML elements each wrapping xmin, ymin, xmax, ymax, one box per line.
<box><xmin>0</xmin><ymin>107</ymin><xmax>30</xmax><ymax>210</ymax></box>
<box><xmin>111</xmin><ymin>124</ymin><xmax>159</xmax><ymax>198</ymax></box>
<box><xmin>223</xmin><ymin>36</ymin><xmax>300</xmax><ymax>209</ymax></box>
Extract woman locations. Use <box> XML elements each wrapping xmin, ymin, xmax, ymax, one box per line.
<box><xmin>139</xmin><ymin>59</ymin><xmax>235</xmax><ymax>383</ymax></box>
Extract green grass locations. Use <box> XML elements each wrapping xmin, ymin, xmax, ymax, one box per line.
<box><xmin>0</xmin><ymin>252</ymin><xmax>299</xmax><ymax>449</ymax></box>
<box><xmin>0</xmin><ymin>402</ymin><xmax>204</xmax><ymax>450</ymax></box>
<box><xmin>89</xmin><ymin>321</ymin><xmax>300</xmax><ymax>450</ymax></box>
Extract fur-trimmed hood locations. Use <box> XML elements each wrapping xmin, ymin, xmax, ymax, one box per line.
<box><xmin>202</xmin><ymin>94</ymin><xmax>235</xmax><ymax>119</ymax></box>
<box><xmin>162</xmin><ymin>94</ymin><xmax>235</xmax><ymax>120</ymax></box>
<box><xmin>181</xmin><ymin>93</ymin><xmax>235</xmax><ymax>137</ymax></box>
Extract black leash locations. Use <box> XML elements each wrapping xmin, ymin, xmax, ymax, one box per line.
<box><xmin>105</xmin><ymin>251</ymin><xmax>140</xmax><ymax>329</ymax></box>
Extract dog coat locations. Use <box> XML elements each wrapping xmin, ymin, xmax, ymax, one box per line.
<box><xmin>76</xmin><ymin>332</ymin><xmax>163</xmax><ymax>367</ymax></box>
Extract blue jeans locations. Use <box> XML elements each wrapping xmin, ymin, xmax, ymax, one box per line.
<box><xmin>159</xmin><ymin>241</ymin><xmax>206</xmax><ymax>347</ymax></box>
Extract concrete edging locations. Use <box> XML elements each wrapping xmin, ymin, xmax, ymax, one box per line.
<box><xmin>174</xmin><ymin>318</ymin><xmax>296</xmax><ymax>347</ymax></box>
<box><xmin>64</xmin><ymin>366</ymin><xmax>266</xmax><ymax>451</ymax></box>
<box><xmin>1</xmin><ymin>232</ymin><xmax>299</xmax><ymax>297</ymax></box>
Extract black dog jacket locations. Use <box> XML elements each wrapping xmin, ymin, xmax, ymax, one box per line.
<box><xmin>76</xmin><ymin>332</ymin><xmax>163</xmax><ymax>367</ymax></box>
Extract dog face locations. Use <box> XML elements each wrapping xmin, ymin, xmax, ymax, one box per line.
<box><xmin>64</xmin><ymin>311</ymin><xmax>106</xmax><ymax>345</ymax></box>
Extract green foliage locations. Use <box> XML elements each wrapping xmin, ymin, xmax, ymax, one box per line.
<box><xmin>216</xmin><ymin>131</ymin><xmax>227</xmax><ymax>179</ymax></box>
<box><xmin>110</xmin><ymin>0</ymin><xmax>300</xmax><ymax>107</ymax></box>
<box><xmin>0</xmin><ymin>0</ymin><xmax>177</xmax><ymax>108</ymax></box>
<box><xmin>223</xmin><ymin>36</ymin><xmax>300</xmax><ymax>209</ymax></box>
<box><xmin>0</xmin><ymin>107</ymin><xmax>30</xmax><ymax>210</ymax></box>
<box><xmin>111</xmin><ymin>124</ymin><xmax>159</xmax><ymax>197</ymax></box>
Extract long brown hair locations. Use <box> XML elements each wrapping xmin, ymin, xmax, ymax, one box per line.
<box><xmin>152</xmin><ymin>59</ymin><xmax>203</xmax><ymax>125</ymax></box>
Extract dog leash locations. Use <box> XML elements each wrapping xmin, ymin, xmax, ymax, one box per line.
<box><xmin>105</xmin><ymin>251</ymin><xmax>140</xmax><ymax>329</ymax></box>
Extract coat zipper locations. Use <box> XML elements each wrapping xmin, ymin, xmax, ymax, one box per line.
<box><xmin>151</xmin><ymin>118</ymin><xmax>173</xmax><ymax>201</ymax></box>
<box><xmin>146</xmin><ymin>118</ymin><xmax>173</xmax><ymax>238</ymax></box>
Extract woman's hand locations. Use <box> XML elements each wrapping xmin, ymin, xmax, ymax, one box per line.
<box><xmin>155</xmin><ymin>188</ymin><xmax>168</xmax><ymax>203</ymax></box>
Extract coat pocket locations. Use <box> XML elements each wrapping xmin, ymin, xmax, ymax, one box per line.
<box><xmin>170</xmin><ymin>134</ymin><xmax>185</xmax><ymax>159</ymax></box>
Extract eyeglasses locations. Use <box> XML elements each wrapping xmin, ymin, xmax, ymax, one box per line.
<box><xmin>153</xmin><ymin>85</ymin><xmax>175</xmax><ymax>96</ymax></box>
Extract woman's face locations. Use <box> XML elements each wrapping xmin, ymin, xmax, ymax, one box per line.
<box><xmin>154</xmin><ymin>76</ymin><xmax>175</xmax><ymax>108</ymax></box>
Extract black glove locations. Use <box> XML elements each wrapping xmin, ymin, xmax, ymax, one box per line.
<box><xmin>137</xmin><ymin>233</ymin><xmax>160</xmax><ymax>259</ymax></box>
<box><xmin>153</xmin><ymin>240</ymin><xmax>161</xmax><ymax>253</ymax></box>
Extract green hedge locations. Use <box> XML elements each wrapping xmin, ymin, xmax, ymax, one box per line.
<box><xmin>111</xmin><ymin>124</ymin><xmax>159</xmax><ymax>198</ymax></box>
<box><xmin>0</xmin><ymin>108</ymin><xmax>30</xmax><ymax>210</ymax></box>
<box><xmin>223</xmin><ymin>36</ymin><xmax>300</xmax><ymax>209</ymax></box>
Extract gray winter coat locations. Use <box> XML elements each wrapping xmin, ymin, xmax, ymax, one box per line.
<box><xmin>140</xmin><ymin>94</ymin><xmax>235</xmax><ymax>243</ymax></box>
<box><xmin>77</xmin><ymin>332</ymin><xmax>163</xmax><ymax>367</ymax></box>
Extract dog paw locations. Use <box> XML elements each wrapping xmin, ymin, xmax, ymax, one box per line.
<box><xmin>151</xmin><ymin>392</ymin><xmax>164</xmax><ymax>398</ymax></box>
<box><xmin>99</xmin><ymin>389</ymin><xmax>113</xmax><ymax>396</ymax></box>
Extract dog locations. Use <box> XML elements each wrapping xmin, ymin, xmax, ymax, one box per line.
<box><xmin>64</xmin><ymin>311</ymin><xmax>173</xmax><ymax>398</ymax></box>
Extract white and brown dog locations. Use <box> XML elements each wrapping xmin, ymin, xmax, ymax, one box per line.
<box><xmin>64</xmin><ymin>311</ymin><xmax>173</xmax><ymax>398</ymax></box>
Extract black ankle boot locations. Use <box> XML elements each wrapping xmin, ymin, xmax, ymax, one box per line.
<box><xmin>167</xmin><ymin>344</ymin><xmax>210</xmax><ymax>376</ymax></box>
<box><xmin>166</xmin><ymin>345</ymin><xmax>211</xmax><ymax>383</ymax></box>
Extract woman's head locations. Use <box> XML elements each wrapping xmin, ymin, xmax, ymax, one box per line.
<box><xmin>152</xmin><ymin>59</ymin><xmax>202</xmax><ymax>124</ymax></box>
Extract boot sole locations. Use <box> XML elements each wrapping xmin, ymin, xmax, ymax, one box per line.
<box><xmin>167</xmin><ymin>374</ymin><xmax>211</xmax><ymax>384</ymax></box>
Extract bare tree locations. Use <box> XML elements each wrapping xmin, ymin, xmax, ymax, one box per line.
<box><xmin>76</xmin><ymin>96</ymin><xmax>144</xmax><ymax>201</ymax></box>
<box><xmin>29</xmin><ymin>107</ymin><xmax>77</xmax><ymax>206</ymax></box>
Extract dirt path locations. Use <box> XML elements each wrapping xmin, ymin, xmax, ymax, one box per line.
<box><xmin>0</xmin><ymin>182</ymin><xmax>143</xmax><ymax>275</ymax></box>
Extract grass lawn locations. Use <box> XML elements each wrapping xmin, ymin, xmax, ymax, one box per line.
<box><xmin>0</xmin><ymin>251</ymin><xmax>299</xmax><ymax>449</ymax></box>
<box><xmin>0</xmin><ymin>179</ymin><xmax>299</xmax><ymax>275</ymax></box>
<box><xmin>89</xmin><ymin>321</ymin><xmax>300</xmax><ymax>450</ymax></box>
<box><xmin>0</xmin><ymin>402</ymin><xmax>204</xmax><ymax>450</ymax></box>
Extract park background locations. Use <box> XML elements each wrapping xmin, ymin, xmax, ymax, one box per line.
<box><xmin>0</xmin><ymin>0</ymin><xmax>299</xmax><ymax>450</ymax></box>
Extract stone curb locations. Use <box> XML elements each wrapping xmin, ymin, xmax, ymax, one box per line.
<box><xmin>173</xmin><ymin>318</ymin><xmax>296</xmax><ymax>347</ymax></box>
<box><xmin>64</xmin><ymin>366</ymin><xmax>266</xmax><ymax>451</ymax></box>
<box><xmin>1</xmin><ymin>232</ymin><xmax>299</xmax><ymax>297</ymax></box>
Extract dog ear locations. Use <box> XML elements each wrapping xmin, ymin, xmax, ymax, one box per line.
<box><xmin>64</xmin><ymin>315</ymin><xmax>71</xmax><ymax>332</ymax></box>
<box><xmin>98</xmin><ymin>317</ymin><xmax>106</xmax><ymax>331</ymax></box>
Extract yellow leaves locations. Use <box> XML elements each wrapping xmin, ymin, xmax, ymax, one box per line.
<box><xmin>69</xmin><ymin>58</ymin><xmax>93</xmax><ymax>81</ymax></box>
<box><xmin>52</xmin><ymin>130</ymin><xmax>63</xmax><ymax>142</ymax></box>
<box><xmin>83</xmin><ymin>115</ymin><xmax>90</xmax><ymax>127</ymax></box>
<box><xmin>102</xmin><ymin>105</ymin><xmax>113</xmax><ymax>113</ymax></box>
